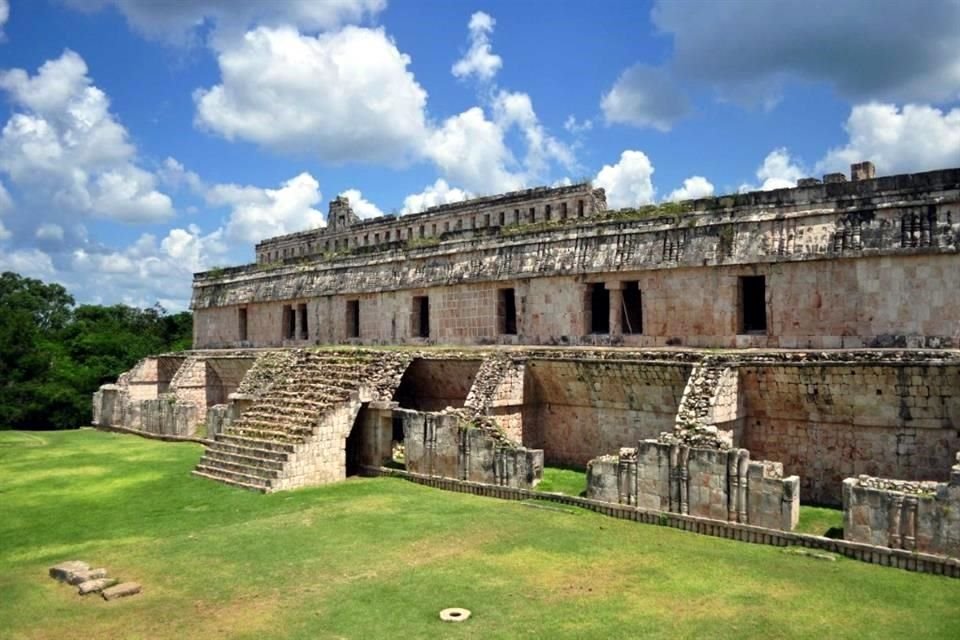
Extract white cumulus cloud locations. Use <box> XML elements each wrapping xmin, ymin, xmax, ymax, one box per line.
<box><xmin>816</xmin><ymin>103</ymin><xmax>960</xmax><ymax>176</ymax></box>
<box><xmin>194</xmin><ymin>26</ymin><xmax>429</xmax><ymax>165</ymax></box>
<box><xmin>594</xmin><ymin>150</ymin><xmax>656</xmax><ymax>208</ymax></box>
<box><xmin>339</xmin><ymin>188</ymin><xmax>383</xmax><ymax>219</ymax></box>
<box><xmin>401</xmin><ymin>179</ymin><xmax>470</xmax><ymax>214</ymax></box>
<box><xmin>207</xmin><ymin>172</ymin><xmax>325</xmax><ymax>244</ymax></box>
<box><xmin>739</xmin><ymin>148</ymin><xmax>807</xmax><ymax>192</ymax></box>
<box><xmin>0</xmin><ymin>50</ymin><xmax>173</xmax><ymax>224</ymax></box>
<box><xmin>451</xmin><ymin>11</ymin><xmax>502</xmax><ymax>83</ymax></box>
<box><xmin>666</xmin><ymin>176</ymin><xmax>715</xmax><ymax>202</ymax></box>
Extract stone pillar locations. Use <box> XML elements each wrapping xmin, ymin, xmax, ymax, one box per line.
<box><xmin>606</xmin><ymin>281</ymin><xmax>623</xmax><ymax>337</ymax></box>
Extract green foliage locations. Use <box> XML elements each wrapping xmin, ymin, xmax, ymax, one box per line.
<box><xmin>0</xmin><ymin>271</ymin><xmax>192</xmax><ymax>431</ymax></box>
<box><xmin>2</xmin><ymin>430</ymin><xmax>960</xmax><ymax>639</ymax></box>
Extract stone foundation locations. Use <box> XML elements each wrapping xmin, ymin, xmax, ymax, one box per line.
<box><xmin>401</xmin><ymin>409</ymin><xmax>543</xmax><ymax>489</ymax></box>
<box><xmin>586</xmin><ymin>441</ymin><xmax>799</xmax><ymax>531</ymax></box>
<box><xmin>842</xmin><ymin>453</ymin><xmax>960</xmax><ymax>557</ymax></box>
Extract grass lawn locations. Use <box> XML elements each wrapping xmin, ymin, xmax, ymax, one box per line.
<box><xmin>2</xmin><ymin>430</ymin><xmax>959</xmax><ymax>639</ymax></box>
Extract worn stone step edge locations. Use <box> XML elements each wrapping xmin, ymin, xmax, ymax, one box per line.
<box><xmin>191</xmin><ymin>469</ymin><xmax>270</xmax><ymax>493</ymax></box>
<box><xmin>196</xmin><ymin>457</ymin><xmax>282</xmax><ymax>478</ymax></box>
<box><xmin>194</xmin><ymin>463</ymin><xmax>277</xmax><ymax>485</ymax></box>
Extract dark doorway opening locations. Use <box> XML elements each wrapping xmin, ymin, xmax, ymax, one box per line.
<box><xmin>499</xmin><ymin>288</ymin><xmax>517</xmax><ymax>335</ymax></box>
<box><xmin>621</xmin><ymin>281</ymin><xmax>642</xmax><ymax>334</ymax></box>
<box><xmin>345</xmin><ymin>418</ymin><xmax>362</xmax><ymax>476</ymax></box>
<box><xmin>298</xmin><ymin>303</ymin><xmax>308</xmax><ymax>339</ymax></box>
<box><xmin>283</xmin><ymin>304</ymin><xmax>295</xmax><ymax>339</ymax></box>
<box><xmin>739</xmin><ymin>275</ymin><xmax>767</xmax><ymax>334</ymax></box>
<box><xmin>413</xmin><ymin>296</ymin><xmax>430</xmax><ymax>338</ymax></box>
<box><xmin>346</xmin><ymin>300</ymin><xmax>360</xmax><ymax>338</ymax></box>
<box><xmin>589</xmin><ymin>283</ymin><xmax>609</xmax><ymax>334</ymax></box>
<box><xmin>238</xmin><ymin>307</ymin><xmax>248</xmax><ymax>341</ymax></box>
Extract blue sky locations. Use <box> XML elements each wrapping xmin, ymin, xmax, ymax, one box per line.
<box><xmin>0</xmin><ymin>0</ymin><xmax>959</xmax><ymax>309</ymax></box>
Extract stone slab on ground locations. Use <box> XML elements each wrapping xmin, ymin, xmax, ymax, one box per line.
<box><xmin>77</xmin><ymin>578</ymin><xmax>119</xmax><ymax>595</ymax></box>
<box><xmin>67</xmin><ymin>568</ymin><xmax>108</xmax><ymax>585</ymax></box>
<box><xmin>49</xmin><ymin>561</ymin><xmax>89</xmax><ymax>582</ymax></box>
<box><xmin>101</xmin><ymin>582</ymin><xmax>141</xmax><ymax>601</ymax></box>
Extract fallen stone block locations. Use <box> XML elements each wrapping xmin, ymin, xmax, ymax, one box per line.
<box><xmin>49</xmin><ymin>561</ymin><xmax>89</xmax><ymax>582</ymax></box>
<box><xmin>101</xmin><ymin>582</ymin><xmax>142</xmax><ymax>601</ymax></box>
<box><xmin>67</xmin><ymin>568</ymin><xmax>108</xmax><ymax>585</ymax></box>
<box><xmin>77</xmin><ymin>578</ymin><xmax>119</xmax><ymax>596</ymax></box>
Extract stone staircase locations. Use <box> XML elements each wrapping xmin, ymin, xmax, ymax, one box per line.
<box><xmin>193</xmin><ymin>350</ymin><xmax>412</xmax><ymax>492</ymax></box>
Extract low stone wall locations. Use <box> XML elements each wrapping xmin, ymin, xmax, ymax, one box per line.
<box><xmin>402</xmin><ymin>409</ymin><xmax>543</xmax><ymax>489</ymax></box>
<box><xmin>843</xmin><ymin>454</ymin><xmax>960</xmax><ymax>557</ymax></box>
<box><xmin>362</xmin><ymin>465</ymin><xmax>960</xmax><ymax>579</ymax></box>
<box><xmin>586</xmin><ymin>441</ymin><xmax>799</xmax><ymax>531</ymax></box>
<box><xmin>93</xmin><ymin>385</ymin><xmax>200</xmax><ymax>439</ymax></box>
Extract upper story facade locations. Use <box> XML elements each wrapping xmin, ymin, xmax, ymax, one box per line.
<box><xmin>192</xmin><ymin>162</ymin><xmax>960</xmax><ymax>350</ymax></box>
<box><xmin>254</xmin><ymin>182</ymin><xmax>607</xmax><ymax>264</ymax></box>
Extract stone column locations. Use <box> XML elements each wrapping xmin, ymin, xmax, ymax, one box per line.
<box><xmin>606</xmin><ymin>281</ymin><xmax>623</xmax><ymax>337</ymax></box>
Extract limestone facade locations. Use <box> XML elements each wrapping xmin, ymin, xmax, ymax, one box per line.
<box><xmin>193</xmin><ymin>164</ymin><xmax>960</xmax><ymax>350</ymax></box>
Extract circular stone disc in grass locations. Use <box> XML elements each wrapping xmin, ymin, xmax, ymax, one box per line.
<box><xmin>439</xmin><ymin>608</ymin><xmax>471</xmax><ymax>622</ymax></box>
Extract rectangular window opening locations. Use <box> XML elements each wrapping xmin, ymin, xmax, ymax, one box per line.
<box><xmin>412</xmin><ymin>295</ymin><xmax>430</xmax><ymax>338</ymax></box>
<box><xmin>298</xmin><ymin>303</ymin><xmax>308</xmax><ymax>340</ymax></box>
<box><xmin>621</xmin><ymin>281</ymin><xmax>642</xmax><ymax>334</ymax></box>
<box><xmin>588</xmin><ymin>283</ymin><xmax>610</xmax><ymax>334</ymax></box>
<box><xmin>561</xmin><ymin>202</ymin><xmax>568</xmax><ymax>219</ymax></box>
<box><xmin>346</xmin><ymin>300</ymin><xmax>360</xmax><ymax>338</ymax></box>
<box><xmin>238</xmin><ymin>307</ymin><xmax>248</xmax><ymax>341</ymax></box>
<box><xmin>578</xmin><ymin>199</ymin><xmax>584</xmax><ymax>217</ymax></box>
<box><xmin>739</xmin><ymin>275</ymin><xmax>767</xmax><ymax>334</ymax></box>
<box><xmin>545</xmin><ymin>204</ymin><xmax>552</xmax><ymax>221</ymax></box>
<box><xmin>498</xmin><ymin>288</ymin><xmax>518</xmax><ymax>335</ymax></box>
<box><xmin>484</xmin><ymin>213</ymin><xmax>490</xmax><ymax>227</ymax></box>
<box><xmin>499</xmin><ymin>211</ymin><xmax>505</xmax><ymax>226</ymax></box>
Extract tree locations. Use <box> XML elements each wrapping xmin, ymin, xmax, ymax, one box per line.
<box><xmin>0</xmin><ymin>272</ymin><xmax>193</xmax><ymax>430</ymax></box>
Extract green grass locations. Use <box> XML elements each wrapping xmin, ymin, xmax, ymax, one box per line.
<box><xmin>536</xmin><ymin>466</ymin><xmax>587</xmax><ymax>496</ymax></box>
<box><xmin>796</xmin><ymin>505</ymin><xmax>845</xmax><ymax>538</ymax></box>
<box><xmin>2</xmin><ymin>429</ymin><xmax>959</xmax><ymax>639</ymax></box>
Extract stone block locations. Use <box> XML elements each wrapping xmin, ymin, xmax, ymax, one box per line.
<box><xmin>101</xmin><ymin>582</ymin><xmax>142</xmax><ymax>600</ymax></box>
<box><xmin>78</xmin><ymin>578</ymin><xmax>119</xmax><ymax>595</ymax></box>
<box><xmin>49</xmin><ymin>561</ymin><xmax>89</xmax><ymax>582</ymax></box>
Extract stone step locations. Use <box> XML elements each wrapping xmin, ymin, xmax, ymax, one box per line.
<box><xmin>197</xmin><ymin>457</ymin><xmax>282</xmax><ymax>478</ymax></box>
<box><xmin>268</xmin><ymin>392</ymin><xmax>343</xmax><ymax>405</ymax></box>
<box><xmin>206</xmin><ymin>440</ymin><xmax>291</xmax><ymax>462</ymax></box>
<box><xmin>191</xmin><ymin>469</ymin><xmax>269</xmax><ymax>493</ymax></box>
<box><xmin>215</xmin><ymin>434</ymin><xmax>297</xmax><ymax>453</ymax></box>
<box><xmin>194</xmin><ymin>463</ymin><xmax>276</xmax><ymax>487</ymax></box>
<box><xmin>228</xmin><ymin>426</ymin><xmax>312</xmax><ymax>442</ymax></box>
<box><xmin>231</xmin><ymin>417</ymin><xmax>316</xmax><ymax>433</ymax></box>
<box><xmin>203</xmin><ymin>448</ymin><xmax>286</xmax><ymax>471</ymax></box>
<box><xmin>242</xmin><ymin>407</ymin><xmax>328</xmax><ymax>423</ymax></box>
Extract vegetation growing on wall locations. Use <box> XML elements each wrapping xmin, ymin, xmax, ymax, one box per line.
<box><xmin>0</xmin><ymin>271</ymin><xmax>192</xmax><ymax>430</ymax></box>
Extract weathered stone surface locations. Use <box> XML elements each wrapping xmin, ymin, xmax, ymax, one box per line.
<box><xmin>101</xmin><ymin>582</ymin><xmax>141</xmax><ymax>600</ymax></box>
<box><xmin>49</xmin><ymin>561</ymin><xmax>89</xmax><ymax>582</ymax></box>
<box><xmin>77</xmin><ymin>577</ymin><xmax>118</xmax><ymax>595</ymax></box>
<box><xmin>66</xmin><ymin>568</ymin><xmax>108</xmax><ymax>585</ymax></box>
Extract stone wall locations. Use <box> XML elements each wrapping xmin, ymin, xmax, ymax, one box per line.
<box><xmin>192</xmin><ymin>166</ymin><xmax>960</xmax><ymax>350</ymax></box>
<box><xmin>191</xmin><ymin>254</ymin><xmax>960</xmax><ymax>351</ymax></box>
<box><xmin>254</xmin><ymin>183</ymin><xmax>603</xmax><ymax>264</ymax></box>
<box><xmin>522</xmin><ymin>359</ymin><xmax>690</xmax><ymax>466</ymax></box>
<box><xmin>740</xmin><ymin>363</ymin><xmax>960</xmax><ymax>505</ymax></box>
<box><xmin>843</xmin><ymin>454</ymin><xmax>960</xmax><ymax>558</ymax></box>
<box><xmin>586</xmin><ymin>441</ymin><xmax>799</xmax><ymax>531</ymax></box>
<box><xmin>401</xmin><ymin>409</ymin><xmax>543</xmax><ymax>488</ymax></box>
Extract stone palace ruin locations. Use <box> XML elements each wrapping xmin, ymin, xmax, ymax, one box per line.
<box><xmin>94</xmin><ymin>161</ymin><xmax>960</xmax><ymax>570</ymax></box>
